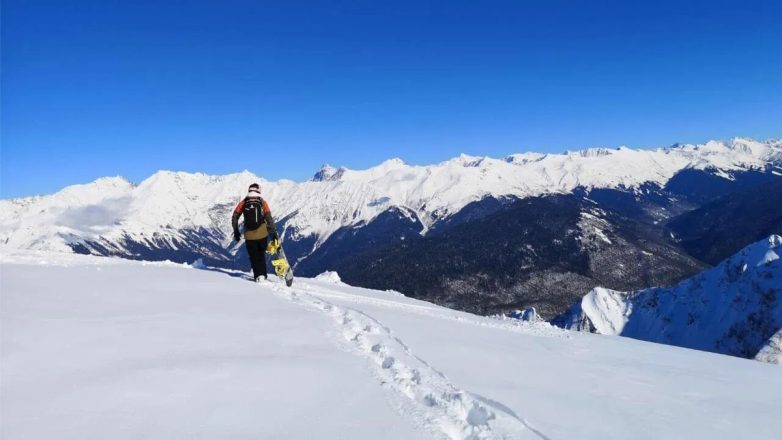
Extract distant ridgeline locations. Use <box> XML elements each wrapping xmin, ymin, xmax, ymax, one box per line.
<box><xmin>2</xmin><ymin>137</ymin><xmax>781</xmax><ymax>320</ymax></box>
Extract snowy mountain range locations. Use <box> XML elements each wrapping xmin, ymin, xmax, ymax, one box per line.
<box><xmin>553</xmin><ymin>235</ymin><xmax>782</xmax><ymax>363</ymax></box>
<box><xmin>1</xmin><ymin>137</ymin><xmax>781</xmax><ymax>318</ymax></box>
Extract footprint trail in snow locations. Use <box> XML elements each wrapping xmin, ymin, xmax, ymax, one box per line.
<box><xmin>266</xmin><ymin>282</ymin><xmax>544</xmax><ymax>440</ymax></box>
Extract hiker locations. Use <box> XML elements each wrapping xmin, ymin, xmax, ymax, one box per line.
<box><xmin>232</xmin><ymin>183</ymin><xmax>279</xmax><ymax>281</ymax></box>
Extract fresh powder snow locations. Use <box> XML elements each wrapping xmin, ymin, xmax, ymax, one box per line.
<box><xmin>2</xmin><ymin>247</ymin><xmax>781</xmax><ymax>439</ymax></box>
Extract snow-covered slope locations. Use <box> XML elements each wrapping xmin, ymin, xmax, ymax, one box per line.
<box><xmin>2</xmin><ymin>248</ymin><xmax>781</xmax><ymax>439</ymax></box>
<box><xmin>1</xmin><ymin>138</ymin><xmax>780</xmax><ymax>260</ymax></box>
<box><xmin>555</xmin><ymin>235</ymin><xmax>782</xmax><ymax>363</ymax></box>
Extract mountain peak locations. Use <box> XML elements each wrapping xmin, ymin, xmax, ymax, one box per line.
<box><xmin>372</xmin><ymin>158</ymin><xmax>407</xmax><ymax>170</ymax></box>
<box><xmin>442</xmin><ymin>153</ymin><xmax>484</xmax><ymax>167</ymax></box>
<box><xmin>55</xmin><ymin>175</ymin><xmax>134</xmax><ymax>198</ymax></box>
<box><xmin>94</xmin><ymin>175</ymin><xmax>133</xmax><ymax>187</ymax></box>
<box><xmin>312</xmin><ymin>164</ymin><xmax>345</xmax><ymax>181</ymax></box>
<box><xmin>732</xmin><ymin>234</ymin><xmax>781</xmax><ymax>268</ymax></box>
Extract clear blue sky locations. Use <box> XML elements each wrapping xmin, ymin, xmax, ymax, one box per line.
<box><xmin>2</xmin><ymin>0</ymin><xmax>781</xmax><ymax>198</ymax></box>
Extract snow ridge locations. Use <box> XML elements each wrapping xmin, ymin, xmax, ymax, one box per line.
<box><xmin>557</xmin><ymin>235</ymin><xmax>782</xmax><ymax>363</ymax></box>
<box><xmin>267</xmin><ymin>283</ymin><xmax>542</xmax><ymax>439</ymax></box>
<box><xmin>296</xmin><ymin>278</ymin><xmax>568</xmax><ymax>339</ymax></box>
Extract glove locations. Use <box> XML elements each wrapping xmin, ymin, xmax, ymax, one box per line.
<box><xmin>269</xmin><ymin>231</ymin><xmax>279</xmax><ymax>242</ymax></box>
<box><xmin>233</xmin><ymin>231</ymin><xmax>241</xmax><ymax>242</ymax></box>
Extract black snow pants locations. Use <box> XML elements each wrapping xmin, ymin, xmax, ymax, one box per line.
<box><xmin>245</xmin><ymin>238</ymin><xmax>268</xmax><ymax>280</ymax></box>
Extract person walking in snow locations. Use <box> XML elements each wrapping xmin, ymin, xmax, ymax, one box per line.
<box><xmin>232</xmin><ymin>183</ymin><xmax>279</xmax><ymax>282</ymax></box>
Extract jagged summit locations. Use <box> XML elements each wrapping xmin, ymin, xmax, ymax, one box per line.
<box><xmin>312</xmin><ymin>164</ymin><xmax>344</xmax><ymax>181</ymax></box>
<box><xmin>449</xmin><ymin>153</ymin><xmax>484</xmax><ymax>167</ymax></box>
<box><xmin>313</xmin><ymin>158</ymin><xmax>407</xmax><ymax>182</ymax></box>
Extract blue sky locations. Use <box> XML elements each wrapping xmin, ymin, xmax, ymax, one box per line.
<box><xmin>2</xmin><ymin>0</ymin><xmax>781</xmax><ymax>198</ymax></box>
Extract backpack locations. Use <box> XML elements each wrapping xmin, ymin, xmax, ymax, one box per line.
<box><xmin>243</xmin><ymin>197</ymin><xmax>265</xmax><ymax>231</ymax></box>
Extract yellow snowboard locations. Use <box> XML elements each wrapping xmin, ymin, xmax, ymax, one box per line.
<box><xmin>266</xmin><ymin>238</ymin><xmax>294</xmax><ymax>287</ymax></box>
